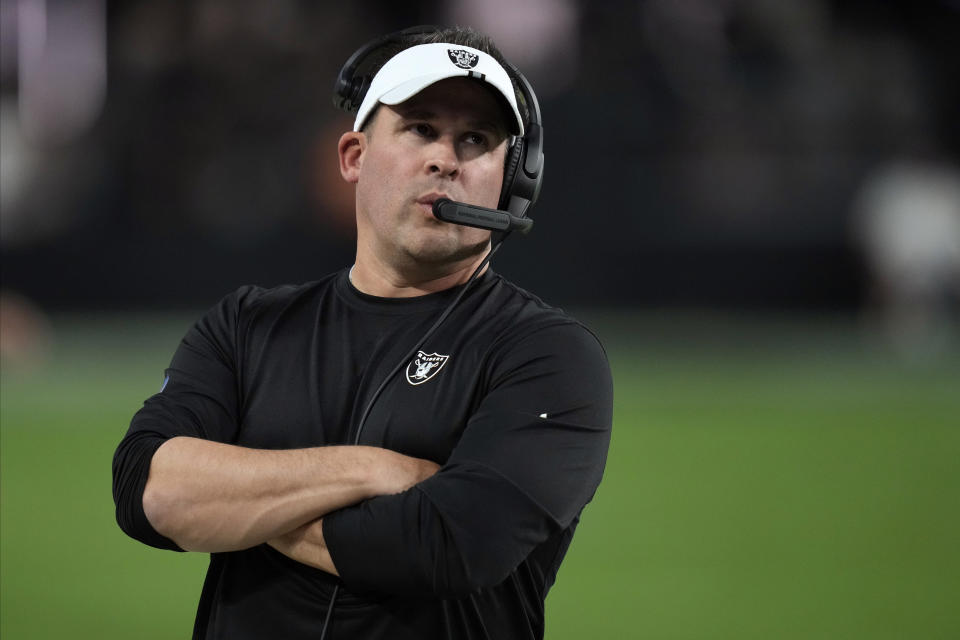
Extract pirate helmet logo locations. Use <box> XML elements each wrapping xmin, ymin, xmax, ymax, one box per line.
<box><xmin>447</xmin><ymin>49</ymin><xmax>479</xmax><ymax>69</ymax></box>
<box><xmin>406</xmin><ymin>351</ymin><xmax>450</xmax><ymax>385</ymax></box>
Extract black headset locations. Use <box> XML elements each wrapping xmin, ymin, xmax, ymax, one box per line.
<box><xmin>332</xmin><ymin>25</ymin><xmax>544</xmax><ymax>223</ymax></box>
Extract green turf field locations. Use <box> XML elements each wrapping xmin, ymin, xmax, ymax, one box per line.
<box><xmin>2</xmin><ymin>312</ymin><xmax>958</xmax><ymax>639</ymax></box>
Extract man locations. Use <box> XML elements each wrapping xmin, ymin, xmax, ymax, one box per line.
<box><xmin>113</xmin><ymin>26</ymin><xmax>613</xmax><ymax>639</ymax></box>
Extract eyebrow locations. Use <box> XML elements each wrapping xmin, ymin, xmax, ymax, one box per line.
<box><xmin>395</xmin><ymin>107</ymin><xmax>506</xmax><ymax>136</ymax></box>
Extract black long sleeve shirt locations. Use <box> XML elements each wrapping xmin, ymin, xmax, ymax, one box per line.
<box><xmin>112</xmin><ymin>268</ymin><xmax>613</xmax><ymax>639</ymax></box>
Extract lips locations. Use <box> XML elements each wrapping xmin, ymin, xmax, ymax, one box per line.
<box><xmin>414</xmin><ymin>192</ymin><xmax>453</xmax><ymax>220</ymax></box>
<box><xmin>415</xmin><ymin>192</ymin><xmax>451</xmax><ymax>206</ymax></box>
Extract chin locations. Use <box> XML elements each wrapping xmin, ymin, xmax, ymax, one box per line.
<box><xmin>405</xmin><ymin>233</ymin><xmax>490</xmax><ymax>265</ymax></box>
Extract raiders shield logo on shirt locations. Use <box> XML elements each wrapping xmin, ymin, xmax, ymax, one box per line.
<box><xmin>447</xmin><ymin>49</ymin><xmax>479</xmax><ymax>69</ymax></box>
<box><xmin>406</xmin><ymin>351</ymin><xmax>450</xmax><ymax>385</ymax></box>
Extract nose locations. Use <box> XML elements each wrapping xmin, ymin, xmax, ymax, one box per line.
<box><xmin>425</xmin><ymin>140</ymin><xmax>460</xmax><ymax>179</ymax></box>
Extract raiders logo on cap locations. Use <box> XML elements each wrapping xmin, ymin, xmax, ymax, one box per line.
<box><xmin>447</xmin><ymin>49</ymin><xmax>479</xmax><ymax>69</ymax></box>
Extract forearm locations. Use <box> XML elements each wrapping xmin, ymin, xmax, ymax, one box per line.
<box><xmin>268</xmin><ymin>518</ymin><xmax>337</xmax><ymax>575</ymax></box>
<box><xmin>323</xmin><ymin>466</ymin><xmax>553</xmax><ymax>597</ymax></box>
<box><xmin>143</xmin><ymin>436</ymin><xmax>435</xmax><ymax>552</ymax></box>
<box><xmin>322</xmin><ymin>410</ymin><xmax>610</xmax><ymax>596</ymax></box>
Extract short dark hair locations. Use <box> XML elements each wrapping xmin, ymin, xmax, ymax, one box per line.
<box><xmin>360</xmin><ymin>26</ymin><xmax>528</xmax><ymax>131</ymax></box>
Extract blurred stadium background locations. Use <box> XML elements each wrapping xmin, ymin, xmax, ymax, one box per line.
<box><xmin>1</xmin><ymin>1</ymin><xmax>958</xmax><ymax>638</ymax></box>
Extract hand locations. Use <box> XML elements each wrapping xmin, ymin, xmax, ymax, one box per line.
<box><xmin>268</xmin><ymin>518</ymin><xmax>337</xmax><ymax>574</ymax></box>
<box><xmin>372</xmin><ymin>450</ymin><xmax>441</xmax><ymax>495</ymax></box>
<box><xmin>268</xmin><ymin>449</ymin><xmax>439</xmax><ymax>573</ymax></box>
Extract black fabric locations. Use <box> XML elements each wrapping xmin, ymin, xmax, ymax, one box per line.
<box><xmin>112</xmin><ymin>268</ymin><xmax>613</xmax><ymax>639</ymax></box>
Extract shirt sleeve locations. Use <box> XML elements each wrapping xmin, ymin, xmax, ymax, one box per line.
<box><xmin>112</xmin><ymin>288</ymin><xmax>251</xmax><ymax>550</ymax></box>
<box><xmin>322</xmin><ymin>320</ymin><xmax>613</xmax><ymax>597</ymax></box>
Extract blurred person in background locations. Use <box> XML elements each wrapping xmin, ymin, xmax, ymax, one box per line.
<box><xmin>112</xmin><ymin>25</ymin><xmax>612</xmax><ymax>639</ymax></box>
<box><xmin>853</xmin><ymin>158</ymin><xmax>960</xmax><ymax>359</ymax></box>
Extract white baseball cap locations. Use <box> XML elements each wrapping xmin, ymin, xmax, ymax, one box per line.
<box><xmin>353</xmin><ymin>42</ymin><xmax>524</xmax><ymax>136</ymax></box>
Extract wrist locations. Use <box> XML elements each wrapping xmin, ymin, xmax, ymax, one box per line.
<box><xmin>342</xmin><ymin>445</ymin><xmax>396</xmax><ymax>497</ymax></box>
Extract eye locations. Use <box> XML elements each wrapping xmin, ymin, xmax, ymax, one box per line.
<box><xmin>463</xmin><ymin>132</ymin><xmax>489</xmax><ymax>147</ymax></box>
<box><xmin>410</xmin><ymin>122</ymin><xmax>435</xmax><ymax>138</ymax></box>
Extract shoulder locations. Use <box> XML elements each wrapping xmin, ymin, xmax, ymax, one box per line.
<box><xmin>467</xmin><ymin>275</ymin><xmax>613</xmax><ymax>420</ymax></box>
<box><xmin>485</xmin><ymin>273</ymin><xmax>603</xmax><ymax>341</ymax></box>
<box><xmin>189</xmin><ymin>271</ymin><xmax>345</xmax><ymax>343</ymax></box>
<box><xmin>478</xmin><ymin>273</ymin><xmax>609</xmax><ymax>370</ymax></box>
<box><xmin>229</xmin><ymin>271</ymin><xmax>342</xmax><ymax>313</ymax></box>
<box><xmin>209</xmin><ymin>271</ymin><xmax>344</xmax><ymax>322</ymax></box>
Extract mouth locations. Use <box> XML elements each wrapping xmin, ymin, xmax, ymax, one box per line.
<box><xmin>415</xmin><ymin>192</ymin><xmax>452</xmax><ymax>219</ymax></box>
<box><xmin>416</xmin><ymin>192</ymin><xmax>452</xmax><ymax>206</ymax></box>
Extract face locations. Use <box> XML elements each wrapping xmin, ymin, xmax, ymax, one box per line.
<box><xmin>340</xmin><ymin>77</ymin><xmax>511</xmax><ymax>274</ymax></box>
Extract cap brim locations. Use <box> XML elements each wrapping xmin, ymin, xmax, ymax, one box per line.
<box><xmin>379</xmin><ymin>74</ymin><xmax>524</xmax><ymax>136</ymax></box>
<box><xmin>351</xmin><ymin>43</ymin><xmax>525</xmax><ymax>136</ymax></box>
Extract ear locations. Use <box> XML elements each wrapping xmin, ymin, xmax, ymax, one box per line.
<box><xmin>338</xmin><ymin>131</ymin><xmax>365</xmax><ymax>184</ymax></box>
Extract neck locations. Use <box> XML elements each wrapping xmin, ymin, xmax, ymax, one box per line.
<box><xmin>349</xmin><ymin>252</ymin><xmax>490</xmax><ymax>298</ymax></box>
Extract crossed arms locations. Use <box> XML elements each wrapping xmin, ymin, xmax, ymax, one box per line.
<box><xmin>113</xmin><ymin>289</ymin><xmax>612</xmax><ymax>597</ymax></box>
<box><xmin>142</xmin><ymin>437</ymin><xmax>439</xmax><ymax>574</ymax></box>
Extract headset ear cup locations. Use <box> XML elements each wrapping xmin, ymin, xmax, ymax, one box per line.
<box><xmin>499</xmin><ymin>139</ymin><xmax>525</xmax><ymax>210</ymax></box>
<box><xmin>351</xmin><ymin>75</ymin><xmax>372</xmax><ymax>112</ymax></box>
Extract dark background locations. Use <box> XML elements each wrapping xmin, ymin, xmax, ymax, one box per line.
<box><xmin>2</xmin><ymin>0</ymin><xmax>959</xmax><ymax>312</ymax></box>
